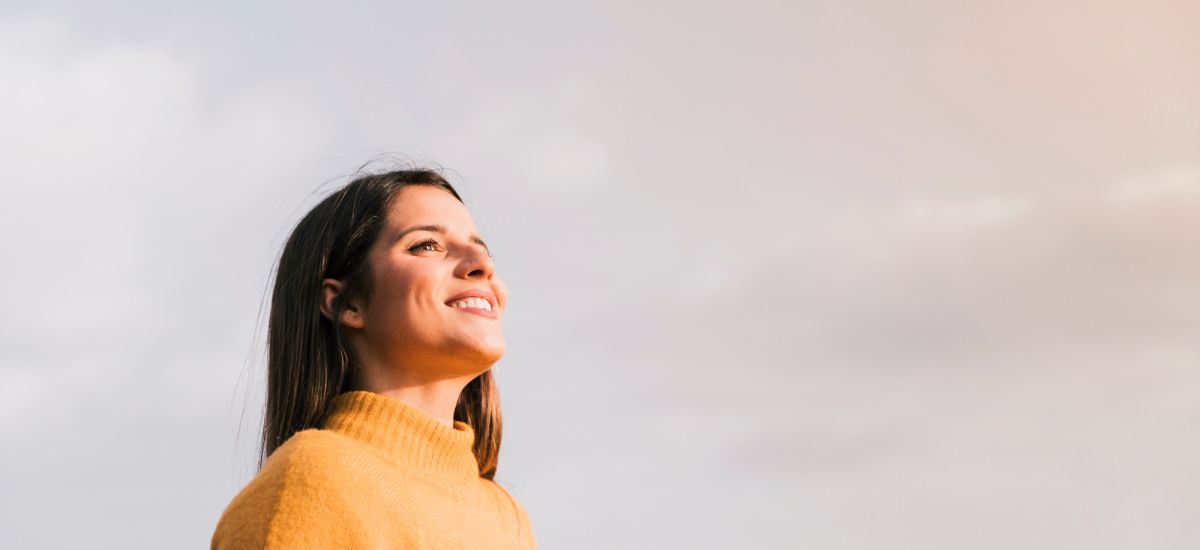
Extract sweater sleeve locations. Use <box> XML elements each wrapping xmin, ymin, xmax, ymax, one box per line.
<box><xmin>211</xmin><ymin>432</ymin><xmax>408</xmax><ymax>550</ymax></box>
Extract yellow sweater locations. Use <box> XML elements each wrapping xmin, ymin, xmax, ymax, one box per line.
<box><xmin>211</xmin><ymin>390</ymin><xmax>537</xmax><ymax>549</ymax></box>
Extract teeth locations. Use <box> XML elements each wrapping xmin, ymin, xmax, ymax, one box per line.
<box><xmin>449</xmin><ymin>297</ymin><xmax>492</xmax><ymax>311</ymax></box>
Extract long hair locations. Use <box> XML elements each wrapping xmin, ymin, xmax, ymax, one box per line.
<box><xmin>261</xmin><ymin>168</ymin><xmax>503</xmax><ymax>479</ymax></box>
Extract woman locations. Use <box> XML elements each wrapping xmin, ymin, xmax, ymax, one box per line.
<box><xmin>211</xmin><ymin>169</ymin><xmax>537</xmax><ymax>549</ymax></box>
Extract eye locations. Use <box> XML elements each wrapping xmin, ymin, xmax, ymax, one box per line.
<box><xmin>408</xmin><ymin>238</ymin><xmax>442</xmax><ymax>253</ymax></box>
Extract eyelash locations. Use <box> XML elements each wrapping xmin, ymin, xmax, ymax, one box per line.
<box><xmin>408</xmin><ymin>238</ymin><xmax>493</xmax><ymax>258</ymax></box>
<box><xmin>409</xmin><ymin>238</ymin><xmax>442</xmax><ymax>253</ymax></box>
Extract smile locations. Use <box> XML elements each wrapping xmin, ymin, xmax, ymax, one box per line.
<box><xmin>446</xmin><ymin>297</ymin><xmax>499</xmax><ymax>319</ymax></box>
<box><xmin>448</xmin><ymin>297</ymin><xmax>492</xmax><ymax>311</ymax></box>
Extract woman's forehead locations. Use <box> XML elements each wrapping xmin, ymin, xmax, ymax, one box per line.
<box><xmin>389</xmin><ymin>185</ymin><xmax>476</xmax><ymax>231</ymax></box>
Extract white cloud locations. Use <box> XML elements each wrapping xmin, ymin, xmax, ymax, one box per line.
<box><xmin>1108</xmin><ymin>162</ymin><xmax>1200</xmax><ymax>204</ymax></box>
<box><xmin>3</xmin><ymin>3</ymin><xmax>1199</xmax><ymax>549</ymax></box>
<box><xmin>0</xmin><ymin>13</ymin><xmax>333</xmax><ymax>543</ymax></box>
<box><xmin>430</xmin><ymin>76</ymin><xmax>620</xmax><ymax>194</ymax></box>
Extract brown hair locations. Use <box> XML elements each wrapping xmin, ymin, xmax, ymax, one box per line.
<box><xmin>260</xmin><ymin>168</ymin><xmax>503</xmax><ymax>479</ymax></box>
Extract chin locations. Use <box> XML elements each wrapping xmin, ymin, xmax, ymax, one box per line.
<box><xmin>475</xmin><ymin>343</ymin><xmax>506</xmax><ymax>365</ymax></box>
<box><xmin>470</xmin><ymin>331</ymin><xmax>505</xmax><ymax>356</ymax></box>
<box><xmin>453</xmin><ymin>339</ymin><xmax>505</xmax><ymax>368</ymax></box>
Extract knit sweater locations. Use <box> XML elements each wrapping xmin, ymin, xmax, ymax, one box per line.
<box><xmin>211</xmin><ymin>390</ymin><xmax>537</xmax><ymax>549</ymax></box>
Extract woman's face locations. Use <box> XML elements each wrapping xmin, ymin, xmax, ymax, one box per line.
<box><xmin>348</xmin><ymin>185</ymin><xmax>507</xmax><ymax>378</ymax></box>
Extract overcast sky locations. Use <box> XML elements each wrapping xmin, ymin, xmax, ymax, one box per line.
<box><xmin>2</xmin><ymin>1</ymin><xmax>1198</xmax><ymax>548</ymax></box>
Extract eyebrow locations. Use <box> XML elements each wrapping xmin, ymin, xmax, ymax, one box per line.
<box><xmin>395</xmin><ymin>224</ymin><xmax>490</xmax><ymax>254</ymax></box>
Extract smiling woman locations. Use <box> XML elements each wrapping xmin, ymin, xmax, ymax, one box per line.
<box><xmin>211</xmin><ymin>169</ymin><xmax>536</xmax><ymax>549</ymax></box>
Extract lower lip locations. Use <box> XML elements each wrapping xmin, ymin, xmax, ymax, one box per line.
<box><xmin>447</xmin><ymin>305</ymin><xmax>499</xmax><ymax>319</ymax></box>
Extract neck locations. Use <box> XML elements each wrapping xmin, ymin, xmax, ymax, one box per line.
<box><xmin>350</xmin><ymin>366</ymin><xmax>478</xmax><ymax>427</ymax></box>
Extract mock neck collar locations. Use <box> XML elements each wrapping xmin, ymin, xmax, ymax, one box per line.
<box><xmin>323</xmin><ymin>390</ymin><xmax>481</xmax><ymax>482</ymax></box>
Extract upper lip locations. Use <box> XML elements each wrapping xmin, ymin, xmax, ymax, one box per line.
<box><xmin>444</xmin><ymin>288</ymin><xmax>498</xmax><ymax>310</ymax></box>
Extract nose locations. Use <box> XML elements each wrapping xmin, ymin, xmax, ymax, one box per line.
<box><xmin>456</xmin><ymin>245</ymin><xmax>495</xmax><ymax>280</ymax></box>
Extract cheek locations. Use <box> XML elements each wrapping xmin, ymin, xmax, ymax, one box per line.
<box><xmin>371</xmin><ymin>260</ymin><xmax>443</xmax><ymax>322</ymax></box>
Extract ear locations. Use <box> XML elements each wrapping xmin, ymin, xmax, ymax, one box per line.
<box><xmin>320</xmin><ymin>278</ymin><xmax>366</xmax><ymax>329</ymax></box>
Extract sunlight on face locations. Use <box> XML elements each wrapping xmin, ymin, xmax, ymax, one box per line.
<box><xmin>359</xmin><ymin>185</ymin><xmax>507</xmax><ymax>378</ymax></box>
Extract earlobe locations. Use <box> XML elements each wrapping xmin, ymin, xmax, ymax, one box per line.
<box><xmin>339</xmin><ymin>300</ymin><xmax>366</xmax><ymax>329</ymax></box>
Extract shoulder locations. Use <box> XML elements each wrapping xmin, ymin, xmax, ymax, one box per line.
<box><xmin>238</xmin><ymin>429</ymin><xmax>370</xmax><ymax>499</ymax></box>
<box><xmin>265</xmin><ymin>429</ymin><xmax>370</xmax><ymax>481</ymax></box>
<box><xmin>487</xmin><ymin>480</ymin><xmax>537</xmax><ymax>547</ymax></box>
<box><xmin>210</xmin><ymin>430</ymin><xmax>385</xmax><ymax>550</ymax></box>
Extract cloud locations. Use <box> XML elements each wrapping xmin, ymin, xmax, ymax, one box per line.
<box><xmin>3</xmin><ymin>3</ymin><xmax>1199</xmax><ymax>548</ymax></box>
<box><xmin>0</xmin><ymin>12</ymin><xmax>334</xmax><ymax>543</ymax></box>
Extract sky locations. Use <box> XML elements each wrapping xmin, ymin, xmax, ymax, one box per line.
<box><xmin>1</xmin><ymin>1</ymin><xmax>1198</xmax><ymax>548</ymax></box>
